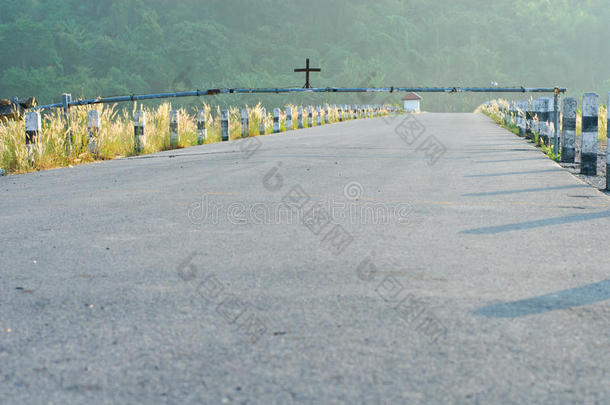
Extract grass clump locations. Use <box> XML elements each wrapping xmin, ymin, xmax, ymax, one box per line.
<box><xmin>1</xmin><ymin>102</ymin><xmax>395</xmax><ymax>174</ymax></box>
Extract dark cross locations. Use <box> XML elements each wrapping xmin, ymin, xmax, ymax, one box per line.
<box><xmin>294</xmin><ymin>58</ymin><xmax>321</xmax><ymax>89</ymax></box>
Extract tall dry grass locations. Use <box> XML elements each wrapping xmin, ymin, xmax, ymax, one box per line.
<box><xmin>1</xmin><ymin>102</ymin><xmax>394</xmax><ymax>174</ymax></box>
<box><xmin>479</xmin><ymin>99</ymin><xmax>608</xmax><ymax>144</ymax></box>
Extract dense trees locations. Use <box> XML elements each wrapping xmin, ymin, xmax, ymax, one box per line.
<box><xmin>0</xmin><ymin>0</ymin><xmax>608</xmax><ymax>111</ymax></box>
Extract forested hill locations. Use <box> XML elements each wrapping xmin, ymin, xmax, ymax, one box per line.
<box><xmin>1</xmin><ymin>0</ymin><xmax>608</xmax><ymax>111</ymax></box>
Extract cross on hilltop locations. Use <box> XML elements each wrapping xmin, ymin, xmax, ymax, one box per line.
<box><xmin>294</xmin><ymin>58</ymin><xmax>321</xmax><ymax>89</ymax></box>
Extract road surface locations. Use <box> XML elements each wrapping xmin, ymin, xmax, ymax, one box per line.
<box><xmin>1</xmin><ymin>113</ymin><xmax>609</xmax><ymax>403</ymax></box>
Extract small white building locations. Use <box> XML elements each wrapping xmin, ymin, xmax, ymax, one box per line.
<box><xmin>402</xmin><ymin>92</ymin><xmax>422</xmax><ymax>112</ymax></box>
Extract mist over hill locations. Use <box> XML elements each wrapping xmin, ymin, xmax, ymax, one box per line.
<box><xmin>1</xmin><ymin>0</ymin><xmax>607</xmax><ymax>111</ymax></box>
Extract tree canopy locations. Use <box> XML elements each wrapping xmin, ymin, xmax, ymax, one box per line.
<box><xmin>1</xmin><ymin>0</ymin><xmax>608</xmax><ymax>111</ymax></box>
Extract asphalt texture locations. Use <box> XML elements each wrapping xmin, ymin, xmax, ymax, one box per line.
<box><xmin>1</xmin><ymin>113</ymin><xmax>609</xmax><ymax>404</ymax></box>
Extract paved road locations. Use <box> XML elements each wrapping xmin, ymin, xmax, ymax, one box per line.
<box><xmin>1</xmin><ymin>113</ymin><xmax>609</xmax><ymax>404</ymax></box>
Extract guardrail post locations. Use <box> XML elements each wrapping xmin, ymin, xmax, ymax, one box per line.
<box><xmin>197</xmin><ymin>110</ymin><xmax>206</xmax><ymax>145</ymax></box>
<box><xmin>552</xmin><ymin>90</ymin><xmax>560</xmax><ymax>155</ymax></box>
<box><xmin>518</xmin><ymin>101</ymin><xmax>527</xmax><ymax>137</ymax></box>
<box><xmin>545</xmin><ymin>97</ymin><xmax>553</xmax><ymax>144</ymax></box>
<box><xmin>221</xmin><ymin>109</ymin><xmax>230</xmax><ymax>141</ymax></box>
<box><xmin>307</xmin><ymin>106</ymin><xmax>313</xmax><ymax>127</ymax></box>
<box><xmin>134</xmin><ymin>111</ymin><xmax>146</xmax><ymax>153</ymax></box>
<box><xmin>324</xmin><ymin>105</ymin><xmax>329</xmax><ymax>124</ymax></box>
<box><xmin>539</xmin><ymin>98</ymin><xmax>551</xmax><ymax>145</ymax></box>
<box><xmin>273</xmin><ymin>108</ymin><xmax>280</xmax><ymax>133</ymax></box>
<box><xmin>260</xmin><ymin>107</ymin><xmax>266</xmax><ymax>135</ymax></box>
<box><xmin>170</xmin><ymin>110</ymin><xmax>179</xmax><ymax>148</ymax></box>
<box><xmin>338</xmin><ymin>105</ymin><xmax>343</xmax><ymax>122</ymax></box>
<box><xmin>298</xmin><ymin>106</ymin><xmax>303</xmax><ymax>129</ymax></box>
<box><xmin>353</xmin><ymin>105</ymin><xmax>357</xmax><ymax>120</ymax></box>
<box><xmin>316</xmin><ymin>106</ymin><xmax>321</xmax><ymax>126</ymax></box>
<box><xmin>531</xmin><ymin>98</ymin><xmax>541</xmax><ymax>143</ymax></box>
<box><xmin>25</xmin><ymin>111</ymin><xmax>41</xmax><ymax>158</ymax></box>
<box><xmin>241</xmin><ymin>108</ymin><xmax>249</xmax><ymax>138</ymax></box>
<box><xmin>62</xmin><ymin>93</ymin><xmax>72</xmax><ymax>155</ymax></box>
<box><xmin>532</xmin><ymin>97</ymin><xmax>543</xmax><ymax>143</ymax></box>
<box><xmin>515</xmin><ymin>101</ymin><xmax>521</xmax><ymax>135</ymax></box>
<box><xmin>607</xmin><ymin>92</ymin><xmax>610</xmax><ymax>190</ymax></box>
<box><xmin>87</xmin><ymin>110</ymin><xmax>100</xmax><ymax>156</ymax></box>
<box><xmin>581</xmin><ymin>93</ymin><xmax>598</xmax><ymax>175</ymax></box>
<box><xmin>561</xmin><ymin>97</ymin><xmax>576</xmax><ymax>163</ymax></box>
<box><xmin>286</xmin><ymin>107</ymin><xmax>292</xmax><ymax>130</ymax></box>
<box><xmin>525</xmin><ymin>99</ymin><xmax>533</xmax><ymax>139</ymax></box>
<box><xmin>545</xmin><ymin>97</ymin><xmax>554</xmax><ymax>146</ymax></box>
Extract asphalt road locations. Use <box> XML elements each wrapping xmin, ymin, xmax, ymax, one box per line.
<box><xmin>1</xmin><ymin>113</ymin><xmax>609</xmax><ymax>404</ymax></box>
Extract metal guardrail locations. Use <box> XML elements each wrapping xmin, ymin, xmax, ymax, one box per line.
<box><xmin>30</xmin><ymin>86</ymin><xmax>567</xmax><ymax>111</ymax></box>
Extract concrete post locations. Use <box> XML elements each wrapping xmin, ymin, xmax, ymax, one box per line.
<box><xmin>170</xmin><ymin>110</ymin><xmax>179</xmax><ymax>148</ymax></box>
<box><xmin>607</xmin><ymin>92</ymin><xmax>610</xmax><ymax>190</ymax></box>
<box><xmin>197</xmin><ymin>109</ymin><xmax>207</xmax><ymax>145</ymax></box>
<box><xmin>316</xmin><ymin>106</ymin><xmax>321</xmax><ymax>126</ymax></box>
<box><xmin>531</xmin><ymin>98</ymin><xmax>542</xmax><ymax>143</ymax></box>
<box><xmin>560</xmin><ymin>97</ymin><xmax>577</xmax><ymax>163</ymax></box>
<box><xmin>338</xmin><ymin>105</ymin><xmax>343</xmax><ymax>122</ymax></box>
<box><xmin>525</xmin><ymin>99</ymin><xmax>533</xmax><ymax>139</ymax></box>
<box><xmin>552</xmin><ymin>91</ymin><xmax>560</xmax><ymax>155</ymax></box>
<box><xmin>87</xmin><ymin>110</ymin><xmax>101</xmax><ymax>156</ymax></box>
<box><xmin>134</xmin><ymin>111</ymin><xmax>146</xmax><ymax>153</ymax></box>
<box><xmin>221</xmin><ymin>109</ymin><xmax>230</xmax><ymax>141</ymax></box>
<box><xmin>62</xmin><ymin>93</ymin><xmax>72</xmax><ymax>155</ymax></box>
<box><xmin>286</xmin><ymin>107</ymin><xmax>292</xmax><ymax>130</ymax></box>
<box><xmin>580</xmin><ymin>93</ymin><xmax>598</xmax><ymax>175</ymax></box>
<box><xmin>539</xmin><ymin>98</ymin><xmax>551</xmax><ymax>145</ymax></box>
<box><xmin>260</xmin><ymin>107</ymin><xmax>266</xmax><ymax>135</ymax></box>
<box><xmin>518</xmin><ymin>101</ymin><xmax>528</xmax><ymax>137</ymax></box>
<box><xmin>514</xmin><ymin>101</ymin><xmax>521</xmax><ymax>135</ymax></box>
<box><xmin>241</xmin><ymin>108</ymin><xmax>249</xmax><ymax>138</ymax></box>
<box><xmin>324</xmin><ymin>105</ymin><xmax>329</xmax><ymax>124</ymax></box>
<box><xmin>273</xmin><ymin>108</ymin><xmax>280</xmax><ymax>133</ymax></box>
<box><xmin>307</xmin><ymin>106</ymin><xmax>313</xmax><ymax>127</ymax></box>
<box><xmin>298</xmin><ymin>106</ymin><xmax>303</xmax><ymax>129</ymax></box>
<box><xmin>25</xmin><ymin>111</ymin><xmax>41</xmax><ymax>157</ymax></box>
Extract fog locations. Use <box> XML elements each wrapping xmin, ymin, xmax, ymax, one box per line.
<box><xmin>1</xmin><ymin>0</ymin><xmax>607</xmax><ymax>110</ymax></box>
